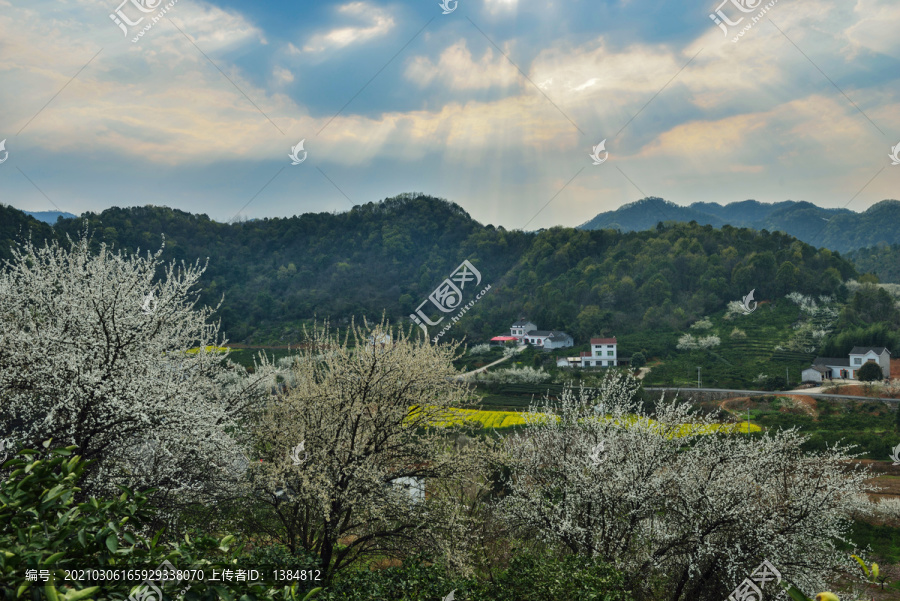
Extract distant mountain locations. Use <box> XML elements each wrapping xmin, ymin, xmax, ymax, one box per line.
<box><xmin>579</xmin><ymin>197</ymin><xmax>897</xmax><ymax>253</ymax></box>
<box><xmin>23</xmin><ymin>210</ymin><xmax>77</xmax><ymax>224</ymax></box>
<box><xmin>689</xmin><ymin>200</ymin><xmax>797</xmax><ymax>224</ymax></box>
<box><xmin>578</xmin><ymin>197</ymin><xmax>725</xmax><ymax>231</ymax></box>
<box><xmin>816</xmin><ymin>200</ymin><xmax>900</xmax><ymax>254</ymax></box>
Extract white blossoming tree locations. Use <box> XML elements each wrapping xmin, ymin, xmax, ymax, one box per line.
<box><xmin>0</xmin><ymin>232</ymin><xmax>274</xmax><ymax>522</ymax></box>
<box><xmin>242</xmin><ymin>321</ymin><xmax>490</xmax><ymax>581</ymax></box>
<box><xmin>497</xmin><ymin>371</ymin><xmax>873</xmax><ymax>601</ymax></box>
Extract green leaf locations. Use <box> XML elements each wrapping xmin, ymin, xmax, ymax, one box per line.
<box><xmin>106</xmin><ymin>533</ymin><xmax>118</xmax><ymax>553</ymax></box>
<box><xmin>63</xmin><ymin>586</ymin><xmax>100</xmax><ymax>601</ymax></box>
<box><xmin>43</xmin><ymin>583</ymin><xmax>60</xmax><ymax>601</ymax></box>
<box><xmin>44</xmin><ymin>484</ymin><xmax>68</xmax><ymax>503</ymax></box>
<box><xmin>77</xmin><ymin>529</ymin><xmax>87</xmax><ymax>547</ymax></box>
<box><xmin>302</xmin><ymin>587</ymin><xmax>323</xmax><ymax>601</ymax></box>
<box><xmin>43</xmin><ymin>551</ymin><xmax>66</xmax><ymax>566</ymax></box>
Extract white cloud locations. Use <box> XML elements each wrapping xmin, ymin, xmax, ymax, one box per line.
<box><xmin>405</xmin><ymin>39</ymin><xmax>520</xmax><ymax>90</ymax></box>
<box><xmin>484</xmin><ymin>0</ymin><xmax>518</xmax><ymax>14</ymax></box>
<box><xmin>844</xmin><ymin>0</ymin><xmax>900</xmax><ymax>57</ymax></box>
<box><xmin>300</xmin><ymin>2</ymin><xmax>394</xmax><ymax>54</ymax></box>
<box><xmin>272</xmin><ymin>66</ymin><xmax>294</xmax><ymax>85</ymax></box>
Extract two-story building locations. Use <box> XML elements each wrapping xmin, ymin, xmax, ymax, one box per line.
<box><xmin>849</xmin><ymin>346</ymin><xmax>891</xmax><ymax>377</ymax></box>
<box><xmin>556</xmin><ymin>337</ymin><xmax>619</xmax><ymax>368</ymax></box>
<box><xmin>583</xmin><ymin>337</ymin><xmax>618</xmax><ymax>367</ymax></box>
<box><xmin>509</xmin><ymin>319</ymin><xmax>537</xmax><ymax>341</ymax></box>
<box><xmin>802</xmin><ymin>346</ymin><xmax>891</xmax><ymax>382</ymax></box>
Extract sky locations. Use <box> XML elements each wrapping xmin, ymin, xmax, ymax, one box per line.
<box><xmin>0</xmin><ymin>0</ymin><xmax>898</xmax><ymax>230</ymax></box>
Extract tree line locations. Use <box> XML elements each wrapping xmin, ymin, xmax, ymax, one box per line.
<box><xmin>1</xmin><ymin>195</ymin><xmax>859</xmax><ymax>347</ymax></box>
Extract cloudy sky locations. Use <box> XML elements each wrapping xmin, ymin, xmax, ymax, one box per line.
<box><xmin>0</xmin><ymin>0</ymin><xmax>898</xmax><ymax>229</ymax></box>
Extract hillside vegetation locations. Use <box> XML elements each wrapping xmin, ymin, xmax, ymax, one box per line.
<box><xmin>850</xmin><ymin>243</ymin><xmax>900</xmax><ymax>283</ymax></box>
<box><xmin>1</xmin><ymin>196</ymin><xmax>858</xmax><ymax>345</ymax></box>
<box><xmin>2</xmin><ymin>196</ymin><xmax>857</xmax><ymax>347</ymax></box>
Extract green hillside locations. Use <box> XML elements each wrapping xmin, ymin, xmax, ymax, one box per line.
<box><xmin>849</xmin><ymin>243</ymin><xmax>900</xmax><ymax>283</ymax></box>
<box><xmin>1</xmin><ymin>195</ymin><xmax>857</xmax><ymax>349</ymax></box>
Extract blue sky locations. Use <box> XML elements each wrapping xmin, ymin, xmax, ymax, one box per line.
<box><xmin>0</xmin><ymin>0</ymin><xmax>898</xmax><ymax>229</ymax></box>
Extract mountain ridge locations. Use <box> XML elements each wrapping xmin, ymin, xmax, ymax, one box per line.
<box><xmin>0</xmin><ymin>195</ymin><xmax>858</xmax><ymax>346</ymax></box>
<box><xmin>578</xmin><ymin>197</ymin><xmax>897</xmax><ymax>253</ymax></box>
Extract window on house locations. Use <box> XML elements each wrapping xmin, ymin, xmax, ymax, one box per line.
<box><xmin>853</xmin><ymin>358</ymin><xmax>861</xmax><ymax>365</ymax></box>
<box><xmin>607</xmin><ymin>351</ymin><xmax>613</xmax><ymax>356</ymax></box>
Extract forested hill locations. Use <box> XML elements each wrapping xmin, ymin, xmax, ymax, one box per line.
<box><xmin>0</xmin><ymin>204</ymin><xmax>57</xmax><ymax>265</ymax></box>
<box><xmin>579</xmin><ymin>197</ymin><xmax>900</xmax><ymax>253</ymax></box>
<box><xmin>1</xmin><ymin>195</ymin><xmax>857</xmax><ymax>344</ymax></box>
<box><xmin>849</xmin><ymin>244</ymin><xmax>900</xmax><ymax>284</ymax></box>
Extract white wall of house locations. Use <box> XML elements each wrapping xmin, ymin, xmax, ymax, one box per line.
<box><xmin>825</xmin><ymin>364</ymin><xmax>852</xmax><ymax>379</ymax></box>
<box><xmin>849</xmin><ymin>349</ymin><xmax>890</xmax><ymax>378</ymax></box>
<box><xmin>590</xmin><ymin>342</ymin><xmax>617</xmax><ymax>366</ymax></box>
<box><xmin>801</xmin><ymin>368</ymin><xmax>824</xmax><ymax>383</ymax></box>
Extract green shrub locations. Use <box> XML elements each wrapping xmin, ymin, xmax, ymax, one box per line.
<box><xmin>630</xmin><ymin>352</ymin><xmax>646</xmax><ymax>369</ymax></box>
<box><xmin>486</xmin><ymin>550</ymin><xmax>631</xmax><ymax>601</ymax></box>
<box><xmin>0</xmin><ymin>442</ymin><xmax>320</xmax><ymax>600</ymax></box>
<box><xmin>857</xmin><ymin>362</ymin><xmax>884</xmax><ymax>382</ymax></box>
<box><xmin>319</xmin><ymin>550</ymin><xmax>632</xmax><ymax>601</ymax></box>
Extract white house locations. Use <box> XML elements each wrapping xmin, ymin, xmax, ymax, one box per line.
<box><xmin>803</xmin><ymin>347</ymin><xmax>891</xmax><ymax>382</ymax></box>
<box><xmin>523</xmin><ymin>330</ymin><xmax>574</xmax><ymax>350</ymax></box>
<box><xmin>849</xmin><ymin>347</ymin><xmax>891</xmax><ymax>378</ymax></box>
<box><xmin>554</xmin><ymin>338</ymin><xmax>620</xmax><ymax>367</ymax></box>
<box><xmin>581</xmin><ymin>337</ymin><xmax>618</xmax><ymax>367</ymax></box>
<box><xmin>510</xmin><ymin>319</ymin><xmax>537</xmax><ymax>341</ymax></box>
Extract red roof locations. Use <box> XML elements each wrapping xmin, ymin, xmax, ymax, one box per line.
<box><xmin>491</xmin><ymin>336</ymin><xmax>518</xmax><ymax>341</ymax></box>
<box><xmin>591</xmin><ymin>337</ymin><xmax>617</xmax><ymax>344</ymax></box>
<box><xmin>580</xmin><ymin>351</ymin><xmax>591</xmax><ymax>357</ymax></box>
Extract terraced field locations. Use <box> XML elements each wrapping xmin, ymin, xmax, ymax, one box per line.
<box><xmin>635</xmin><ymin>298</ymin><xmax>818</xmax><ymax>388</ymax></box>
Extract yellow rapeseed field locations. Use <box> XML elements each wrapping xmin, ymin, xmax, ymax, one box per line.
<box><xmin>418</xmin><ymin>406</ymin><xmax>762</xmax><ymax>436</ymax></box>
<box><xmin>183</xmin><ymin>346</ymin><xmax>231</xmax><ymax>354</ymax></box>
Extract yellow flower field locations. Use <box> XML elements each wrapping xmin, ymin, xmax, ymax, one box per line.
<box><xmin>183</xmin><ymin>346</ymin><xmax>231</xmax><ymax>354</ymax></box>
<box><xmin>418</xmin><ymin>406</ymin><xmax>762</xmax><ymax>436</ymax></box>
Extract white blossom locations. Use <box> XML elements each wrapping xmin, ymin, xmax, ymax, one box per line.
<box><xmin>496</xmin><ymin>372</ymin><xmax>874</xmax><ymax>600</ymax></box>
<box><xmin>244</xmin><ymin>321</ymin><xmax>490</xmax><ymax>578</ymax></box>
<box><xmin>474</xmin><ymin>365</ymin><xmax>550</xmax><ymax>384</ymax></box>
<box><xmin>0</xmin><ymin>231</ymin><xmax>275</xmax><ymax>522</ymax></box>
